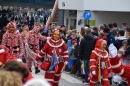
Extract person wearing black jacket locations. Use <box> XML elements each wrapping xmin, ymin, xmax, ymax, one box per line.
<box><xmin>79</xmin><ymin>27</ymin><xmax>96</xmax><ymax>84</ymax></box>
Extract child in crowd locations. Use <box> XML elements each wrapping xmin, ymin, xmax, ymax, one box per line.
<box><xmin>69</xmin><ymin>40</ymin><xmax>77</xmax><ymax>74</ymax></box>
<box><xmin>118</xmin><ymin>40</ymin><xmax>129</xmax><ymax>65</ymax></box>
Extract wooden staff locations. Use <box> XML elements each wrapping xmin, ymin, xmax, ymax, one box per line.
<box><xmin>98</xmin><ymin>59</ymin><xmax>101</xmax><ymax>83</ymax></box>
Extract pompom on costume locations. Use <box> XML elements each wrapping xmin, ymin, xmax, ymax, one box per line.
<box><xmin>35</xmin><ymin>29</ymin><xmax>68</xmax><ymax>86</ymax></box>
<box><xmin>89</xmin><ymin>39</ymin><xmax>111</xmax><ymax>86</ymax></box>
<box><xmin>109</xmin><ymin>44</ymin><xmax>130</xmax><ymax>85</ymax></box>
<box><xmin>2</xmin><ymin>21</ymin><xmax>24</xmax><ymax>58</ymax></box>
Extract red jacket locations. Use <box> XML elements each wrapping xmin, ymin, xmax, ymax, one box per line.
<box><xmin>36</xmin><ymin>39</ymin><xmax>68</xmax><ymax>63</ymax></box>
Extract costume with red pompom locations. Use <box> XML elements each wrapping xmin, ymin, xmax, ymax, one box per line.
<box><xmin>24</xmin><ymin>24</ymin><xmax>46</xmax><ymax>73</ymax></box>
<box><xmin>89</xmin><ymin>39</ymin><xmax>111</xmax><ymax>86</ymax></box>
<box><xmin>0</xmin><ymin>45</ymin><xmax>33</xmax><ymax>84</ymax></box>
<box><xmin>109</xmin><ymin>44</ymin><xmax>130</xmax><ymax>85</ymax></box>
<box><xmin>2</xmin><ymin>22</ymin><xmax>24</xmax><ymax>58</ymax></box>
<box><xmin>35</xmin><ymin>29</ymin><xmax>68</xmax><ymax>86</ymax></box>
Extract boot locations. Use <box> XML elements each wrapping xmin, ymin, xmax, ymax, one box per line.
<box><xmin>108</xmin><ymin>77</ymin><xmax>112</xmax><ymax>85</ymax></box>
<box><xmin>29</xmin><ymin>68</ymin><xmax>32</xmax><ymax>72</ymax></box>
<box><xmin>22</xmin><ymin>59</ymin><xmax>26</xmax><ymax>63</ymax></box>
<box><xmin>35</xmin><ymin>67</ymin><xmax>40</xmax><ymax>74</ymax></box>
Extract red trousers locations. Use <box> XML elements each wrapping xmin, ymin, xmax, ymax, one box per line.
<box><xmin>45</xmin><ymin>62</ymin><xmax>64</xmax><ymax>86</ymax></box>
<box><xmin>89</xmin><ymin>69</ymin><xmax>110</xmax><ymax>86</ymax></box>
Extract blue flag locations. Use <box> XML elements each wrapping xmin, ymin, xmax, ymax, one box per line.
<box><xmin>48</xmin><ymin>50</ymin><xmax>58</xmax><ymax>72</ymax></box>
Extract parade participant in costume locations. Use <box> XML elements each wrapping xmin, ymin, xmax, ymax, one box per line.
<box><xmin>2</xmin><ymin>21</ymin><xmax>24</xmax><ymax>58</ymax></box>
<box><xmin>35</xmin><ymin>29</ymin><xmax>68</xmax><ymax>86</ymax></box>
<box><xmin>89</xmin><ymin>39</ymin><xmax>111</xmax><ymax>86</ymax></box>
<box><xmin>21</xmin><ymin>25</ymin><xmax>29</xmax><ymax>63</ymax></box>
<box><xmin>0</xmin><ymin>45</ymin><xmax>33</xmax><ymax>84</ymax></box>
<box><xmin>24</xmin><ymin>24</ymin><xmax>47</xmax><ymax>74</ymax></box>
<box><xmin>109</xmin><ymin>42</ymin><xmax>130</xmax><ymax>85</ymax></box>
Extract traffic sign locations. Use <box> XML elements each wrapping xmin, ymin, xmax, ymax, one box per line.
<box><xmin>83</xmin><ymin>11</ymin><xmax>92</xmax><ymax>20</ymax></box>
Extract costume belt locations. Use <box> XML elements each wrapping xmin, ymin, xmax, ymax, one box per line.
<box><xmin>29</xmin><ymin>44</ymin><xmax>38</xmax><ymax>50</ymax></box>
<box><xmin>7</xmin><ymin>46</ymin><xmax>20</xmax><ymax>53</ymax></box>
<box><xmin>45</xmin><ymin>57</ymin><xmax>64</xmax><ymax>63</ymax></box>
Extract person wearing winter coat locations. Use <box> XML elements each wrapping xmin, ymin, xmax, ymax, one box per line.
<box><xmin>79</xmin><ymin>27</ymin><xmax>96</xmax><ymax>84</ymax></box>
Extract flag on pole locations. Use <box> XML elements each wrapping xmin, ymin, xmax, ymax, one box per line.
<box><xmin>48</xmin><ymin>50</ymin><xmax>58</xmax><ymax>72</ymax></box>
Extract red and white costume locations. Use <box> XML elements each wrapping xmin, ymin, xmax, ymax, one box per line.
<box><xmin>24</xmin><ymin>24</ymin><xmax>46</xmax><ymax>70</ymax></box>
<box><xmin>109</xmin><ymin>43</ymin><xmax>130</xmax><ymax>85</ymax></box>
<box><xmin>0</xmin><ymin>45</ymin><xmax>33</xmax><ymax>84</ymax></box>
<box><xmin>35</xmin><ymin>29</ymin><xmax>68</xmax><ymax>86</ymax></box>
<box><xmin>89</xmin><ymin>39</ymin><xmax>111</xmax><ymax>86</ymax></box>
<box><xmin>21</xmin><ymin>25</ymin><xmax>29</xmax><ymax>62</ymax></box>
<box><xmin>2</xmin><ymin>22</ymin><xmax>24</xmax><ymax>58</ymax></box>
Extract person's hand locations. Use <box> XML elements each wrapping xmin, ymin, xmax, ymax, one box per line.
<box><xmin>92</xmin><ymin>71</ymin><xmax>96</xmax><ymax>75</ymax></box>
<box><xmin>47</xmin><ymin>37</ymin><xmax>51</xmax><ymax>40</ymax></box>
<box><xmin>17</xmin><ymin>59</ymin><xmax>22</xmax><ymax>62</ymax></box>
<box><xmin>64</xmin><ymin>61</ymin><xmax>68</xmax><ymax>65</ymax></box>
<box><xmin>0</xmin><ymin>62</ymin><xmax>3</xmax><ymax>66</ymax></box>
<box><xmin>109</xmin><ymin>43</ymin><xmax>117</xmax><ymax>58</ymax></box>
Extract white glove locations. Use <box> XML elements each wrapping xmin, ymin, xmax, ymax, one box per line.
<box><xmin>64</xmin><ymin>61</ymin><xmax>68</xmax><ymax>65</ymax></box>
<box><xmin>113</xmin><ymin>75</ymin><xmax>122</xmax><ymax>84</ymax></box>
<box><xmin>92</xmin><ymin>71</ymin><xmax>96</xmax><ymax>75</ymax></box>
<box><xmin>17</xmin><ymin>59</ymin><xmax>22</xmax><ymax>62</ymax></box>
<box><xmin>0</xmin><ymin>49</ymin><xmax>5</xmax><ymax>53</ymax></box>
<box><xmin>47</xmin><ymin>37</ymin><xmax>51</xmax><ymax>40</ymax></box>
<box><xmin>108</xmin><ymin>43</ymin><xmax>117</xmax><ymax>58</ymax></box>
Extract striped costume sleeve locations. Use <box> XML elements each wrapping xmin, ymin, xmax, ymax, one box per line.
<box><xmin>2</xmin><ymin>33</ymin><xmax>8</xmax><ymax>46</ymax></box>
<box><xmin>62</xmin><ymin>43</ymin><xmax>69</xmax><ymax>62</ymax></box>
<box><xmin>90</xmin><ymin>52</ymin><xmax>97</xmax><ymax>72</ymax></box>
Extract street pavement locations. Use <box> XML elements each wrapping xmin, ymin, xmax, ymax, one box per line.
<box><xmin>32</xmin><ymin>66</ymin><xmax>116</xmax><ymax>86</ymax></box>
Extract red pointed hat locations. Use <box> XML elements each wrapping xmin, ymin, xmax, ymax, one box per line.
<box><xmin>95</xmin><ymin>39</ymin><xmax>106</xmax><ymax>49</ymax></box>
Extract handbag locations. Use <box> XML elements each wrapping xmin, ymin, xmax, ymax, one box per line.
<box><xmin>40</xmin><ymin>61</ymin><xmax>50</xmax><ymax>71</ymax></box>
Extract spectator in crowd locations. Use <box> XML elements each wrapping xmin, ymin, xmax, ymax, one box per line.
<box><xmin>79</xmin><ymin>27</ymin><xmax>96</xmax><ymax>84</ymax></box>
<box><xmin>113</xmin><ymin>23</ymin><xmax>120</xmax><ymax>30</ymax></box>
<box><xmin>125</xmin><ymin>27</ymin><xmax>130</xmax><ymax>39</ymax></box>
<box><xmin>103</xmin><ymin>24</ymin><xmax>108</xmax><ymax>28</ymax></box>
<box><xmin>98</xmin><ymin>24</ymin><xmax>105</xmax><ymax>33</ymax></box>
<box><xmin>92</xmin><ymin>27</ymin><xmax>98</xmax><ymax>39</ymax></box>
<box><xmin>0</xmin><ymin>27</ymin><xmax>7</xmax><ymax>44</ymax></box>
<box><xmin>116</xmin><ymin>30</ymin><xmax>127</xmax><ymax>47</ymax></box>
<box><xmin>124</xmin><ymin>28</ymin><xmax>130</xmax><ymax>56</ymax></box>
<box><xmin>108</xmin><ymin>23</ymin><xmax>113</xmax><ymax>31</ymax></box>
<box><xmin>69</xmin><ymin>40</ymin><xmax>77</xmax><ymax>74</ymax></box>
<box><xmin>79</xmin><ymin>26</ymin><xmax>86</xmax><ymax>41</ymax></box>
<box><xmin>48</xmin><ymin>29</ymin><xmax>52</xmax><ymax>37</ymax></box>
<box><xmin>113</xmin><ymin>29</ymin><xmax>119</xmax><ymax>40</ymax></box>
<box><xmin>41</xmin><ymin>27</ymin><xmax>48</xmax><ymax>36</ymax></box>
<box><xmin>103</xmin><ymin>27</ymin><xmax>118</xmax><ymax>48</ymax></box>
<box><xmin>121</xmin><ymin>22</ymin><xmax>127</xmax><ymax>30</ymax></box>
<box><xmin>118</xmin><ymin>40</ymin><xmax>128</xmax><ymax>65</ymax></box>
<box><xmin>0</xmin><ymin>70</ymin><xmax>22</xmax><ymax>86</ymax></box>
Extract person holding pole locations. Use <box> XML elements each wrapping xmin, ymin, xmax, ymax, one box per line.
<box><xmin>35</xmin><ymin>29</ymin><xmax>68</xmax><ymax>86</ymax></box>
